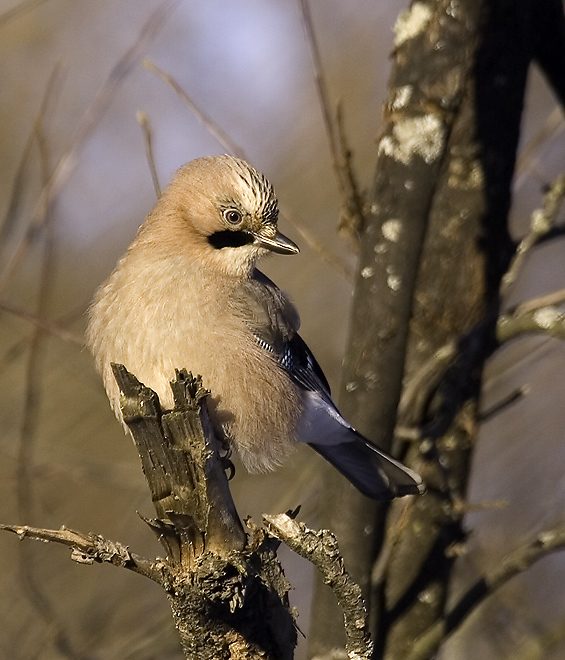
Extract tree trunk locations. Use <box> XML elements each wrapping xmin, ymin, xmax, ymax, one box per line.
<box><xmin>308</xmin><ymin>0</ymin><xmax>543</xmax><ymax>656</ymax></box>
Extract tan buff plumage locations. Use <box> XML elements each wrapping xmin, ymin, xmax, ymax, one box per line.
<box><xmin>87</xmin><ymin>155</ymin><xmax>301</xmax><ymax>471</ymax></box>
<box><xmin>87</xmin><ymin>155</ymin><xmax>424</xmax><ymax>498</ymax></box>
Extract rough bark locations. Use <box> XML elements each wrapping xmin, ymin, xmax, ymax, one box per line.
<box><xmin>112</xmin><ymin>366</ymin><xmax>297</xmax><ymax>660</ymax></box>
<box><xmin>380</xmin><ymin>1</ymin><xmax>539</xmax><ymax>656</ymax></box>
<box><xmin>309</xmin><ymin>0</ymin><xmax>486</xmax><ymax>655</ymax></box>
<box><xmin>309</xmin><ymin>0</ymin><xmax>547</xmax><ymax>657</ymax></box>
<box><xmin>264</xmin><ymin>513</ymin><xmax>373</xmax><ymax>660</ymax></box>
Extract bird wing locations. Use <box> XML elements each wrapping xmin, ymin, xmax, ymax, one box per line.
<box><xmin>238</xmin><ymin>270</ymin><xmax>332</xmax><ymax>402</ymax></box>
<box><xmin>275</xmin><ymin>331</ymin><xmax>333</xmax><ymax>401</ymax></box>
<box><xmin>237</xmin><ymin>270</ymin><xmax>424</xmax><ymax>499</ymax></box>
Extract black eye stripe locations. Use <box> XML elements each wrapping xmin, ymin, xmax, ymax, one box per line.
<box><xmin>208</xmin><ymin>230</ymin><xmax>254</xmax><ymax>249</ymax></box>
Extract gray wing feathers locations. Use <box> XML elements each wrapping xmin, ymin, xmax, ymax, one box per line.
<box><xmin>236</xmin><ymin>269</ymin><xmax>424</xmax><ymax>499</ymax></box>
<box><xmin>231</xmin><ymin>269</ymin><xmax>299</xmax><ymax>351</ymax></box>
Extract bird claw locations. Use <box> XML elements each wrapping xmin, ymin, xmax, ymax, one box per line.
<box><xmin>222</xmin><ymin>456</ymin><xmax>236</xmax><ymax>480</ymax></box>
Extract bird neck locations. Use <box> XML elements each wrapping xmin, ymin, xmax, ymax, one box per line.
<box><xmin>125</xmin><ymin>244</ymin><xmax>255</xmax><ymax>298</ymax></box>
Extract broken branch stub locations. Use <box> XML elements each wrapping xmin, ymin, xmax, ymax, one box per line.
<box><xmin>111</xmin><ymin>364</ymin><xmax>297</xmax><ymax>659</ymax></box>
<box><xmin>111</xmin><ymin>364</ymin><xmax>246</xmax><ymax>565</ymax></box>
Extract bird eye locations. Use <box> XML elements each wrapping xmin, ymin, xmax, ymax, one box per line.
<box><xmin>224</xmin><ymin>209</ymin><xmax>242</xmax><ymax>225</ymax></box>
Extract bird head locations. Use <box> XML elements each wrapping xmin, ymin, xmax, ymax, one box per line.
<box><xmin>143</xmin><ymin>155</ymin><xmax>299</xmax><ymax>277</ymax></box>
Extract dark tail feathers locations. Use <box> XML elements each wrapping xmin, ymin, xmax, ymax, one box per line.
<box><xmin>310</xmin><ymin>432</ymin><xmax>424</xmax><ymax>500</ymax></box>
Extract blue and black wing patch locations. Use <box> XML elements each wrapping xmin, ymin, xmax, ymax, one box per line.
<box><xmin>253</xmin><ymin>330</ymin><xmax>332</xmax><ymax>402</ymax></box>
<box><xmin>243</xmin><ymin>269</ymin><xmax>333</xmax><ymax>402</ymax></box>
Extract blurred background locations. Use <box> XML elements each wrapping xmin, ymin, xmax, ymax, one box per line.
<box><xmin>1</xmin><ymin>1</ymin><xmax>564</xmax><ymax>658</ymax></box>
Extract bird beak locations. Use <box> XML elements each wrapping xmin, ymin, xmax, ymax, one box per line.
<box><xmin>253</xmin><ymin>230</ymin><xmax>300</xmax><ymax>255</ymax></box>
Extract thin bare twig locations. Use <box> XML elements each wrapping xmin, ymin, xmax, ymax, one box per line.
<box><xmin>0</xmin><ymin>301</ymin><xmax>84</xmax><ymax>346</ymax></box>
<box><xmin>405</xmin><ymin>526</ymin><xmax>565</xmax><ymax>660</ymax></box>
<box><xmin>478</xmin><ymin>386</ymin><xmax>528</xmax><ymax>421</ymax></box>
<box><xmin>396</xmin><ymin>342</ymin><xmax>459</xmax><ymax>431</ymax></box>
<box><xmin>14</xmin><ymin>96</ymin><xmax>83</xmax><ymax>660</ymax></box>
<box><xmin>136</xmin><ymin>110</ymin><xmax>161</xmax><ymax>198</ymax></box>
<box><xmin>0</xmin><ymin>0</ymin><xmax>51</xmax><ymax>29</ymax></box>
<box><xmin>497</xmin><ymin>305</ymin><xmax>565</xmax><ymax>343</ymax></box>
<box><xmin>0</xmin><ymin>129</ymin><xmax>36</xmax><ymax>261</ymax></box>
<box><xmin>281</xmin><ymin>205</ymin><xmax>354</xmax><ymax>281</ymax></box>
<box><xmin>1</xmin><ymin>524</ymin><xmax>164</xmax><ymax>584</ymax></box>
<box><xmin>0</xmin><ymin>302</ymin><xmax>85</xmax><ymax>377</ymax></box>
<box><xmin>143</xmin><ymin>59</ymin><xmax>243</xmax><ymax>157</ymax></box>
<box><xmin>0</xmin><ymin>0</ymin><xmax>180</xmax><ymax>297</ymax></box>
<box><xmin>298</xmin><ymin>0</ymin><xmax>366</xmax><ymax>245</ymax></box>
<box><xmin>144</xmin><ymin>59</ymin><xmax>354</xmax><ymax>281</ymax></box>
<box><xmin>0</xmin><ymin>65</ymin><xmax>63</xmax><ymax>262</ymax></box>
<box><xmin>515</xmin><ymin>286</ymin><xmax>565</xmax><ymax>315</ymax></box>
<box><xmin>514</xmin><ymin>108</ymin><xmax>564</xmax><ymax>189</ymax></box>
<box><xmin>501</xmin><ymin>173</ymin><xmax>565</xmax><ymax>296</ymax></box>
<box><xmin>371</xmin><ymin>498</ymin><xmax>415</xmax><ymax>588</ymax></box>
<box><xmin>16</xmin><ymin>94</ymin><xmax>55</xmax><ymax>526</ymax></box>
<box><xmin>264</xmin><ymin>513</ymin><xmax>373</xmax><ymax>660</ymax></box>
<box><xmin>297</xmin><ymin>0</ymin><xmax>341</xmax><ymax>172</ymax></box>
<box><xmin>336</xmin><ymin>102</ymin><xmax>366</xmax><ymax>244</ymax></box>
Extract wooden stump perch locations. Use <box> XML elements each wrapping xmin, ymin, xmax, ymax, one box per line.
<box><xmin>110</xmin><ymin>364</ymin><xmax>297</xmax><ymax>659</ymax></box>
<box><xmin>111</xmin><ymin>363</ymin><xmax>247</xmax><ymax>564</ymax></box>
<box><xmin>3</xmin><ymin>366</ymin><xmax>297</xmax><ymax>660</ymax></box>
<box><xmin>2</xmin><ymin>365</ymin><xmax>375</xmax><ymax>659</ymax></box>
